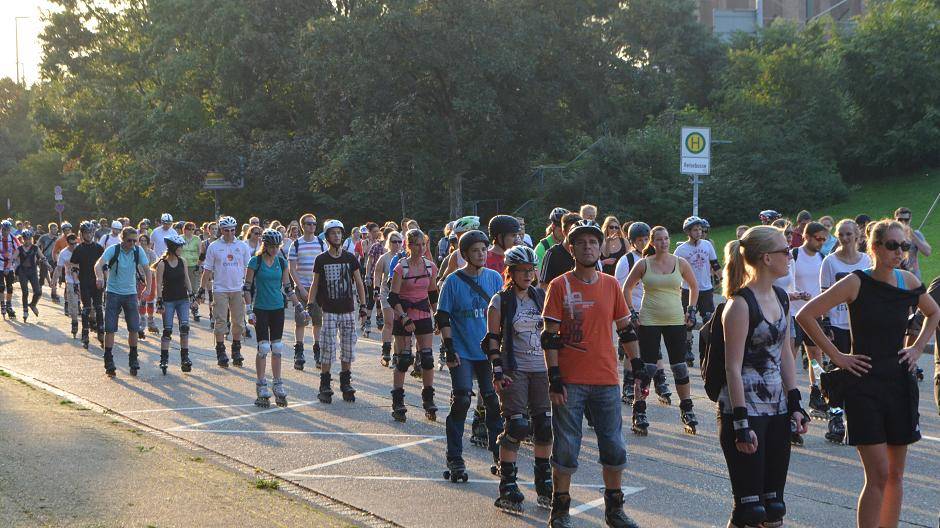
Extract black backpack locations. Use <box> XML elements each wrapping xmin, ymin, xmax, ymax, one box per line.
<box><xmin>699</xmin><ymin>285</ymin><xmax>789</xmax><ymax>402</ymax></box>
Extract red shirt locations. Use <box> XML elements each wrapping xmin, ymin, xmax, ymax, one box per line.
<box><xmin>485</xmin><ymin>250</ymin><xmax>505</xmax><ymax>274</ymax></box>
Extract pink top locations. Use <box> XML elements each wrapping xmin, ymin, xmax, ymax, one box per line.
<box><xmin>394</xmin><ymin>256</ymin><xmax>437</xmax><ymax>321</ymax></box>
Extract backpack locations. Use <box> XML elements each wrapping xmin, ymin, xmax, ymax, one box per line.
<box><xmin>108</xmin><ymin>245</ymin><xmax>145</xmax><ymax>284</ymax></box>
<box><xmin>791</xmin><ymin>247</ymin><xmax>823</xmax><ymax>262</ymax></box>
<box><xmin>699</xmin><ymin>285</ymin><xmax>789</xmax><ymax>402</ymax></box>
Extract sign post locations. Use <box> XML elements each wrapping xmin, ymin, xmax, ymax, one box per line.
<box><xmin>680</xmin><ymin>127</ymin><xmax>711</xmax><ymax>217</ymax></box>
<box><xmin>203</xmin><ymin>171</ymin><xmax>245</xmax><ymax>220</ymax></box>
<box><xmin>54</xmin><ymin>186</ymin><xmax>64</xmax><ymax>223</ymax></box>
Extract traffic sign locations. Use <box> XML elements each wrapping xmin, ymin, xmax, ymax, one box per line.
<box><xmin>680</xmin><ymin>127</ymin><xmax>710</xmax><ymax>175</ymax></box>
<box><xmin>54</xmin><ymin>186</ymin><xmax>62</xmax><ymax>194</ymax></box>
<box><xmin>54</xmin><ymin>203</ymin><xmax>64</xmax><ymax>213</ymax></box>
<box><xmin>54</xmin><ymin>193</ymin><xmax>63</xmax><ymax>201</ymax></box>
<box><xmin>203</xmin><ymin>171</ymin><xmax>244</xmax><ymax>190</ymax></box>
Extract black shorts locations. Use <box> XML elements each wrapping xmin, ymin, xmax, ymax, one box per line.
<box><xmin>844</xmin><ymin>377</ymin><xmax>921</xmax><ymax>446</ymax></box>
<box><xmin>793</xmin><ymin>318</ymin><xmax>816</xmax><ymax>348</ymax></box>
<box><xmin>0</xmin><ymin>271</ymin><xmax>14</xmax><ymax>292</ymax></box>
<box><xmin>681</xmin><ymin>288</ymin><xmax>716</xmax><ymax>320</ymax></box>
<box><xmin>638</xmin><ymin>325</ymin><xmax>686</xmax><ymax>365</ymax></box>
<box><xmin>831</xmin><ymin>327</ymin><xmax>851</xmax><ymax>355</ymax></box>
<box><xmin>393</xmin><ymin>317</ymin><xmax>434</xmax><ymax>337</ymax></box>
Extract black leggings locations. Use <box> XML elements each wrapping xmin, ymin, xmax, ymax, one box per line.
<box><xmin>18</xmin><ymin>270</ymin><xmax>41</xmax><ymax>309</ymax></box>
<box><xmin>79</xmin><ymin>281</ymin><xmax>104</xmax><ymax>333</ymax></box>
<box><xmin>255</xmin><ymin>308</ymin><xmax>285</xmax><ymax>342</ymax></box>
<box><xmin>639</xmin><ymin>324</ymin><xmax>687</xmax><ymax>364</ymax></box>
<box><xmin>718</xmin><ymin>411</ymin><xmax>791</xmax><ymax>525</ymax></box>
<box><xmin>0</xmin><ymin>271</ymin><xmax>14</xmax><ymax>293</ymax></box>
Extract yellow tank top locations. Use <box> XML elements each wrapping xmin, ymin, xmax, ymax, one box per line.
<box><xmin>639</xmin><ymin>256</ymin><xmax>684</xmax><ymax>326</ymax></box>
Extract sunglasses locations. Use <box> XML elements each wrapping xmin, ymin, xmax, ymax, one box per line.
<box><xmin>390</xmin><ymin>240</ymin><xmax>403</xmax><ymax>244</ymax></box>
<box><xmin>879</xmin><ymin>240</ymin><xmax>911</xmax><ymax>251</ymax></box>
<box><xmin>608</xmin><ymin>226</ymin><xmax>620</xmax><ymax>230</ymax></box>
<box><xmin>812</xmin><ymin>236</ymin><xmax>827</xmax><ymax>243</ymax></box>
<box><xmin>765</xmin><ymin>248</ymin><xmax>792</xmax><ymax>257</ymax></box>
<box><xmin>304</xmin><ymin>222</ymin><xmax>316</xmax><ymax>226</ymax></box>
<box><xmin>896</xmin><ymin>217</ymin><xmax>911</xmax><ymax>222</ymax></box>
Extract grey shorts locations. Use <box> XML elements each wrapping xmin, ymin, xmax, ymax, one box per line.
<box><xmin>499</xmin><ymin>370</ymin><xmax>551</xmax><ymax>419</ymax></box>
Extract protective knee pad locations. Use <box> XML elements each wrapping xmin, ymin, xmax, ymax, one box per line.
<box><xmin>644</xmin><ymin>363</ymin><xmax>659</xmax><ymax>383</ymax></box>
<box><xmin>482</xmin><ymin>391</ymin><xmax>500</xmax><ymax>417</ymax></box>
<box><xmin>257</xmin><ymin>341</ymin><xmax>271</xmax><ymax>358</ymax></box>
<box><xmin>504</xmin><ymin>414</ymin><xmax>531</xmax><ymax>443</ymax></box>
<box><xmin>179</xmin><ymin>323</ymin><xmax>190</xmax><ymax>337</ymax></box>
<box><xmin>162</xmin><ymin>328</ymin><xmax>173</xmax><ymax>340</ymax></box>
<box><xmin>394</xmin><ymin>349</ymin><xmax>414</xmax><ymax>373</ymax></box>
<box><xmin>271</xmin><ymin>341</ymin><xmax>284</xmax><ymax>357</ymax></box>
<box><xmin>419</xmin><ymin>348</ymin><xmax>434</xmax><ymax>370</ymax></box>
<box><xmin>450</xmin><ymin>389</ymin><xmax>472</xmax><ymax>418</ymax></box>
<box><xmin>731</xmin><ymin>495</ymin><xmax>766</xmax><ymax>526</ymax></box>
<box><xmin>671</xmin><ymin>362</ymin><xmax>690</xmax><ymax>386</ymax></box>
<box><xmin>762</xmin><ymin>493</ymin><xmax>785</xmax><ymax>522</ymax></box>
<box><xmin>532</xmin><ymin>411</ymin><xmax>553</xmax><ymax>444</ymax></box>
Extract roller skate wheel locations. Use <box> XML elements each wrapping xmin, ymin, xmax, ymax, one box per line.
<box><xmin>160</xmin><ymin>366</ymin><xmax>167</xmax><ymax>375</ymax></box>
<box><xmin>443</xmin><ymin>470</ymin><xmax>450</xmax><ymax>480</ymax></box>
<box><xmin>342</xmin><ymin>392</ymin><xmax>356</xmax><ymax>402</ymax></box>
<box><xmin>489</xmin><ymin>465</ymin><xmax>498</xmax><ymax>475</ymax></box>
<box><xmin>255</xmin><ymin>398</ymin><xmax>270</xmax><ymax>408</ymax></box>
<box><xmin>425</xmin><ymin>411</ymin><xmax>436</xmax><ymax>422</ymax></box>
<box><xmin>684</xmin><ymin>425</ymin><xmax>697</xmax><ymax>435</ymax></box>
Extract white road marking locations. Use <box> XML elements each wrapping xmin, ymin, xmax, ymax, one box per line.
<box><xmin>167</xmin><ymin>400</ymin><xmax>315</xmax><ymax>431</ymax></box>
<box><xmin>122</xmin><ymin>402</ymin><xmax>259</xmax><ymax>413</ymax></box>
<box><xmin>283</xmin><ymin>437</ymin><xmax>443</xmax><ymax>475</ymax></box>
<box><xmin>188</xmin><ymin>429</ymin><xmax>442</xmax><ymax>438</ymax></box>
<box><xmin>569</xmin><ymin>487</ymin><xmax>645</xmax><ymax>516</ymax></box>
<box><xmin>922</xmin><ymin>434</ymin><xmax>939</xmax><ymax>442</ymax></box>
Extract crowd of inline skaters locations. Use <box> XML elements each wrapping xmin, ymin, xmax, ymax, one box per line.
<box><xmin>0</xmin><ymin>203</ymin><xmax>937</xmax><ymax>528</ymax></box>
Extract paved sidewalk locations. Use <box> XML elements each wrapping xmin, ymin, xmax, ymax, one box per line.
<box><xmin>0</xmin><ymin>373</ymin><xmax>357</xmax><ymax>528</ymax></box>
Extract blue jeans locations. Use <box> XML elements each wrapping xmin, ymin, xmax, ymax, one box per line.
<box><xmin>162</xmin><ymin>299</ymin><xmax>190</xmax><ymax>331</ymax></box>
<box><xmin>104</xmin><ymin>293</ymin><xmax>140</xmax><ymax>333</ymax></box>
<box><xmin>552</xmin><ymin>384</ymin><xmax>627</xmax><ymax>474</ymax></box>
<box><xmin>446</xmin><ymin>358</ymin><xmax>504</xmax><ymax>460</ymax></box>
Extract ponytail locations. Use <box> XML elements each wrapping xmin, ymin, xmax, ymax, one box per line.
<box><xmin>723</xmin><ymin>239</ymin><xmax>747</xmax><ymax>299</ymax></box>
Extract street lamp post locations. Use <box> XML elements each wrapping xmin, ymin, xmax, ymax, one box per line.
<box><xmin>15</xmin><ymin>16</ymin><xmax>30</xmax><ymax>85</ymax></box>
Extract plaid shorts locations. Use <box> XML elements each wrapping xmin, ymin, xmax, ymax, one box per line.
<box><xmin>318</xmin><ymin>311</ymin><xmax>357</xmax><ymax>364</ymax></box>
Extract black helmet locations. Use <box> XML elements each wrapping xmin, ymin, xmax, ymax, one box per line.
<box><xmin>759</xmin><ymin>210</ymin><xmax>781</xmax><ymax>223</ymax></box>
<box><xmin>488</xmin><ymin>215</ymin><xmax>520</xmax><ymax>246</ymax></box>
<box><xmin>565</xmin><ymin>220</ymin><xmax>603</xmax><ymax>246</ymax></box>
<box><xmin>548</xmin><ymin>207</ymin><xmax>569</xmax><ymax>226</ymax></box>
<box><xmin>458</xmin><ymin>230</ymin><xmax>489</xmax><ymax>258</ymax></box>
<box><xmin>79</xmin><ymin>221</ymin><xmax>96</xmax><ymax>234</ymax></box>
<box><xmin>627</xmin><ymin>222</ymin><xmax>651</xmax><ymax>241</ymax></box>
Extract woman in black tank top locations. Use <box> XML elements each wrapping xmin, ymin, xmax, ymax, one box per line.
<box><xmin>153</xmin><ymin>235</ymin><xmax>195</xmax><ymax>374</ymax></box>
<box><xmin>600</xmin><ymin>216</ymin><xmax>626</xmax><ymax>275</ymax></box>
<box><xmin>796</xmin><ymin>220</ymin><xmax>938</xmax><ymax>528</ymax></box>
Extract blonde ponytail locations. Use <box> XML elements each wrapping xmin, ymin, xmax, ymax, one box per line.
<box><xmin>723</xmin><ymin>239</ymin><xmax>747</xmax><ymax>298</ymax></box>
<box><xmin>723</xmin><ymin>225</ymin><xmax>786</xmax><ymax>298</ymax></box>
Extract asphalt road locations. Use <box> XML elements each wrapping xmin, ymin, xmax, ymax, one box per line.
<box><xmin>0</xmin><ymin>292</ymin><xmax>937</xmax><ymax>528</ymax></box>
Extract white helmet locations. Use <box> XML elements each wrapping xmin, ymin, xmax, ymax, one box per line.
<box><xmin>218</xmin><ymin>216</ymin><xmax>238</xmax><ymax>230</ymax></box>
<box><xmin>160</xmin><ymin>213</ymin><xmax>173</xmax><ymax>223</ymax></box>
<box><xmin>165</xmin><ymin>234</ymin><xmax>186</xmax><ymax>249</ymax></box>
<box><xmin>323</xmin><ymin>219</ymin><xmax>344</xmax><ymax>235</ymax></box>
<box><xmin>110</xmin><ymin>220</ymin><xmax>122</xmax><ymax>229</ymax></box>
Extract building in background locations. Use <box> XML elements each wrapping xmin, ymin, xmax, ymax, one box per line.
<box><xmin>697</xmin><ymin>0</ymin><xmax>867</xmax><ymax>39</ymax></box>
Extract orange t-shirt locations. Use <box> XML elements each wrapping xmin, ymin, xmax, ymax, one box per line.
<box><xmin>543</xmin><ymin>271</ymin><xmax>628</xmax><ymax>386</ymax></box>
<box><xmin>52</xmin><ymin>235</ymin><xmax>70</xmax><ymax>260</ymax></box>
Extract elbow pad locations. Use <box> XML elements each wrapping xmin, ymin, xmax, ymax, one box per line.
<box><xmin>480</xmin><ymin>332</ymin><xmax>502</xmax><ymax>355</ymax></box>
<box><xmin>434</xmin><ymin>310</ymin><xmax>450</xmax><ymax>329</ymax></box>
<box><xmin>428</xmin><ymin>289</ymin><xmax>439</xmax><ymax>304</ymax></box>
<box><xmin>540</xmin><ymin>329</ymin><xmax>563</xmax><ymax>350</ymax></box>
<box><xmin>387</xmin><ymin>291</ymin><xmax>401</xmax><ymax>309</ymax></box>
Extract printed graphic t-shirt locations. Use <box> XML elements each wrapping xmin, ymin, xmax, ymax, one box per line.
<box><xmin>313</xmin><ymin>250</ymin><xmax>361</xmax><ymax>314</ymax></box>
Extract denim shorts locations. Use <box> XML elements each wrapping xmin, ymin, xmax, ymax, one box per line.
<box><xmin>162</xmin><ymin>299</ymin><xmax>190</xmax><ymax>330</ymax></box>
<box><xmin>104</xmin><ymin>293</ymin><xmax>140</xmax><ymax>333</ymax></box>
<box><xmin>551</xmin><ymin>384</ymin><xmax>627</xmax><ymax>474</ymax></box>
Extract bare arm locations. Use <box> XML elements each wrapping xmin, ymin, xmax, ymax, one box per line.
<box><xmin>796</xmin><ymin>274</ymin><xmax>871</xmax><ymax>375</ymax></box>
<box><xmin>154</xmin><ymin>260</ymin><xmax>164</xmax><ymax>300</ymax></box>
<box><xmin>622</xmin><ymin>259</ymin><xmax>647</xmax><ymax>311</ymax></box>
<box><xmin>678</xmin><ymin>257</ymin><xmax>698</xmax><ymax>307</ymax></box>
<box><xmin>722</xmin><ymin>297</ymin><xmax>750</xmax><ymax>409</ymax></box>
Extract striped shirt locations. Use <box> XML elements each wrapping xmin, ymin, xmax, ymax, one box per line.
<box><xmin>288</xmin><ymin>235</ymin><xmax>326</xmax><ymax>287</ymax></box>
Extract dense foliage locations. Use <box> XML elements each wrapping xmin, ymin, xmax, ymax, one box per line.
<box><xmin>0</xmin><ymin>0</ymin><xmax>937</xmax><ymax>229</ymax></box>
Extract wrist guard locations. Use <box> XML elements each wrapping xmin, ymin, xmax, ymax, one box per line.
<box><xmin>732</xmin><ymin>406</ymin><xmax>753</xmax><ymax>444</ymax></box>
<box><xmin>540</xmin><ymin>330</ymin><xmax>563</xmax><ymax>351</ymax></box>
<box><xmin>443</xmin><ymin>337</ymin><xmax>456</xmax><ymax>363</ymax></box>
<box><xmin>548</xmin><ymin>366</ymin><xmax>563</xmax><ymax>394</ymax></box>
<box><xmin>491</xmin><ymin>356</ymin><xmax>504</xmax><ymax>380</ymax></box>
<box><xmin>481</xmin><ymin>332</ymin><xmax>502</xmax><ymax>355</ymax></box>
<box><xmin>629</xmin><ymin>309</ymin><xmax>640</xmax><ymax>325</ymax></box>
<box><xmin>787</xmin><ymin>388</ymin><xmax>808</xmax><ymax>424</ymax></box>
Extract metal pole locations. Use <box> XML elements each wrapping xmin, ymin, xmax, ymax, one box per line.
<box><xmin>14</xmin><ymin>17</ymin><xmax>28</xmax><ymax>85</ymax></box>
<box><xmin>692</xmin><ymin>174</ymin><xmax>700</xmax><ymax>217</ymax></box>
<box><xmin>917</xmin><ymin>190</ymin><xmax>940</xmax><ymax>232</ymax></box>
<box><xmin>213</xmin><ymin>190</ymin><xmax>221</xmax><ymax>220</ymax></box>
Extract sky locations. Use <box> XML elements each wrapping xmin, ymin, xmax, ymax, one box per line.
<box><xmin>0</xmin><ymin>0</ymin><xmax>58</xmax><ymax>85</ymax></box>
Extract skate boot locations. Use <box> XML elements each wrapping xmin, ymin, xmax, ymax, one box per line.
<box><xmin>443</xmin><ymin>456</ymin><xmax>469</xmax><ymax>483</ymax></box>
<box><xmin>81</xmin><ymin>327</ymin><xmax>90</xmax><ymax>349</ymax></box>
<box><xmin>380</xmin><ymin>342</ymin><xmax>392</xmax><ymax>368</ymax></box>
<box><xmin>604</xmin><ymin>489</ymin><xmax>641</xmax><ymax>528</ymax></box>
<box><xmin>621</xmin><ymin>368</ymin><xmax>635</xmax><ymax>406</ymax></box>
<box><xmin>5</xmin><ymin>303</ymin><xmax>15</xmax><ymax>319</ymax></box>
<box><xmin>809</xmin><ymin>385</ymin><xmax>828</xmax><ymax>419</ymax></box>
<box><xmin>103</xmin><ymin>350</ymin><xmax>116</xmax><ymax>377</ymax></box>
<box><xmin>317</xmin><ymin>372</ymin><xmax>333</xmax><ymax>404</ymax></box>
<box><xmin>29</xmin><ymin>302</ymin><xmax>39</xmax><ymax>317</ymax></box>
<box><xmin>391</xmin><ymin>387</ymin><xmax>407</xmax><ymax>422</ymax></box>
<box><xmin>255</xmin><ymin>379</ymin><xmax>272</xmax><ymax>408</ymax></box>
<box><xmin>272</xmin><ymin>378</ymin><xmax>288</xmax><ymax>407</ymax></box>
<box><xmin>180</xmin><ymin>348</ymin><xmax>192</xmax><ymax>373</ymax></box>
<box><xmin>631</xmin><ymin>400</ymin><xmax>649</xmax><ymax>436</ymax></box>
<box><xmin>312</xmin><ymin>342</ymin><xmax>321</xmax><ymax>369</ymax></box>
<box><xmin>470</xmin><ymin>402</ymin><xmax>488</xmax><ymax>447</ymax></box>
<box><xmin>147</xmin><ymin>317</ymin><xmax>159</xmax><ymax>334</ymax></box>
<box><xmin>22</xmin><ymin>306</ymin><xmax>28</xmax><ymax>323</ymax></box>
<box><xmin>215</xmin><ymin>342</ymin><xmax>229</xmax><ymax>368</ymax></box>
<box><xmin>159</xmin><ymin>350</ymin><xmax>169</xmax><ymax>375</ymax></box>
<box><xmin>654</xmin><ymin>368</ymin><xmax>672</xmax><ymax>405</ymax></box>
<box><xmin>534</xmin><ymin>458</ymin><xmax>553</xmax><ymax>509</ymax></box>
<box><xmin>138</xmin><ymin>330</ymin><xmax>146</xmax><ymax>340</ymax></box>
<box><xmin>230</xmin><ymin>340</ymin><xmax>244</xmax><ymax>367</ymax></box>
<box><xmin>128</xmin><ymin>348</ymin><xmax>140</xmax><ymax>376</ymax></box>
<box><xmin>494</xmin><ymin>462</ymin><xmax>524</xmax><ymax>513</ymax></box>
<box><xmin>548</xmin><ymin>493</ymin><xmax>573</xmax><ymax>528</ymax></box>
<box><xmin>680</xmin><ymin>398</ymin><xmax>698</xmax><ymax>435</ymax></box>
<box><xmin>339</xmin><ymin>370</ymin><xmax>356</xmax><ymax>402</ymax></box>
<box><xmin>71</xmin><ymin>320</ymin><xmax>79</xmax><ymax>339</ymax></box>
<box><xmin>293</xmin><ymin>342</ymin><xmax>305</xmax><ymax>371</ymax></box>
<box><xmin>825</xmin><ymin>407</ymin><xmax>846</xmax><ymax>444</ymax></box>
<box><xmin>422</xmin><ymin>386</ymin><xmax>437</xmax><ymax>421</ymax></box>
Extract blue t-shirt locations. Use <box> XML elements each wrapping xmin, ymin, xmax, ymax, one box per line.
<box><xmin>103</xmin><ymin>244</ymin><xmax>149</xmax><ymax>295</ymax></box>
<box><xmin>249</xmin><ymin>255</ymin><xmax>286</xmax><ymax>310</ymax></box>
<box><xmin>437</xmin><ymin>268</ymin><xmax>503</xmax><ymax>361</ymax></box>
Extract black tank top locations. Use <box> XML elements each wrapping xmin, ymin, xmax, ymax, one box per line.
<box><xmin>161</xmin><ymin>258</ymin><xmax>188</xmax><ymax>302</ymax></box>
<box><xmin>848</xmin><ymin>269</ymin><xmax>924</xmax><ymax>381</ymax></box>
<box><xmin>603</xmin><ymin>238</ymin><xmax>627</xmax><ymax>275</ymax></box>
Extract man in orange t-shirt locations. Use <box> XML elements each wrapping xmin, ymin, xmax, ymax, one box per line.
<box><xmin>541</xmin><ymin>220</ymin><xmax>640</xmax><ymax>528</ymax></box>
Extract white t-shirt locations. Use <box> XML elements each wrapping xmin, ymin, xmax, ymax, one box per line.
<box><xmin>203</xmin><ymin>239</ymin><xmax>251</xmax><ymax>293</ymax></box>
<box><xmin>57</xmin><ymin>247</ymin><xmax>77</xmax><ymax>285</ymax></box>
<box><xmin>820</xmin><ymin>252</ymin><xmax>871</xmax><ymax>330</ymax></box>
<box><xmin>98</xmin><ymin>232</ymin><xmax>121</xmax><ymax>249</ymax></box>
<box><xmin>674</xmin><ymin>239</ymin><xmax>717</xmax><ymax>291</ymax></box>
<box><xmin>150</xmin><ymin>226</ymin><xmax>178</xmax><ymax>256</ymax></box>
<box><xmin>791</xmin><ymin>246</ymin><xmax>824</xmax><ymax>314</ymax></box>
<box><xmin>614</xmin><ymin>251</ymin><xmax>644</xmax><ymax>310</ymax></box>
